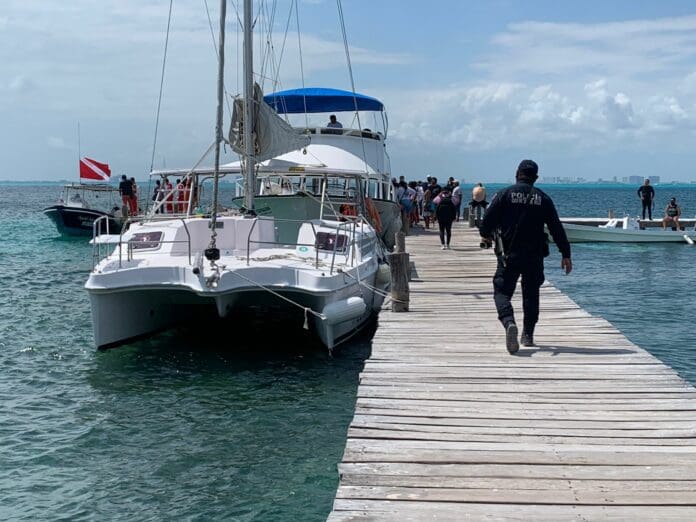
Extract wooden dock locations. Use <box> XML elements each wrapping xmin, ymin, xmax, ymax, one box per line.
<box><xmin>329</xmin><ymin>224</ymin><xmax>696</xmax><ymax>520</ymax></box>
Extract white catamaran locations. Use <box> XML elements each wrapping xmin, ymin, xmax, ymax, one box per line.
<box><xmin>86</xmin><ymin>0</ymin><xmax>393</xmax><ymax>351</ymax></box>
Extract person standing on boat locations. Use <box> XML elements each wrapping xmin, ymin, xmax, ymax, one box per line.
<box><xmin>662</xmin><ymin>197</ymin><xmax>682</xmax><ymax>230</ymax></box>
<box><xmin>129</xmin><ymin>177</ymin><xmax>139</xmax><ymax>215</ymax></box>
<box><xmin>637</xmin><ymin>179</ymin><xmax>655</xmax><ymax>220</ymax></box>
<box><xmin>118</xmin><ymin>175</ymin><xmax>133</xmax><ymax>217</ymax></box>
<box><xmin>479</xmin><ymin>160</ymin><xmax>572</xmax><ymax>354</ymax></box>
<box><xmin>152</xmin><ymin>180</ymin><xmax>162</xmax><ymax>213</ymax></box>
<box><xmin>164</xmin><ymin>177</ymin><xmax>174</xmax><ymax>214</ymax></box>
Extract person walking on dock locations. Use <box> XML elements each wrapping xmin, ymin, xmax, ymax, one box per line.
<box><xmin>637</xmin><ymin>179</ymin><xmax>655</xmax><ymax>220</ymax></box>
<box><xmin>436</xmin><ymin>189</ymin><xmax>457</xmax><ymax>249</ymax></box>
<box><xmin>479</xmin><ymin>160</ymin><xmax>572</xmax><ymax>354</ymax></box>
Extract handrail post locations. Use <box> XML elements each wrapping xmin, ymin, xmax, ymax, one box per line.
<box><xmin>180</xmin><ymin>218</ymin><xmax>192</xmax><ymax>265</ymax></box>
<box><xmin>246</xmin><ymin>217</ymin><xmax>258</xmax><ymax>266</ymax></box>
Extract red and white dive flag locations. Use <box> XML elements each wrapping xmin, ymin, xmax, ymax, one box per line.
<box><xmin>79</xmin><ymin>157</ymin><xmax>111</xmax><ymax>181</ymax></box>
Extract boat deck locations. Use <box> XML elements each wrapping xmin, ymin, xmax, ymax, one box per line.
<box><xmin>328</xmin><ymin>223</ymin><xmax>696</xmax><ymax>520</ymax></box>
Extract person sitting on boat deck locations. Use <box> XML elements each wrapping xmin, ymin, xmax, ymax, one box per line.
<box><xmin>637</xmin><ymin>178</ymin><xmax>655</xmax><ymax>220</ymax></box>
<box><xmin>662</xmin><ymin>197</ymin><xmax>682</xmax><ymax>230</ymax></box>
<box><xmin>326</xmin><ymin>114</ymin><xmax>343</xmax><ymax>134</ymax></box>
<box><xmin>118</xmin><ymin>175</ymin><xmax>133</xmax><ymax>217</ymax></box>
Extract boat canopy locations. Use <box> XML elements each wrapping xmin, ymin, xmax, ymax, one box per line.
<box><xmin>264</xmin><ymin>88</ymin><xmax>384</xmax><ymax>114</ymax></box>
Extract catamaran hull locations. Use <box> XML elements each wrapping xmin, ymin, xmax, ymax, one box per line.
<box><xmin>562</xmin><ymin>223</ymin><xmax>696</xmax><ymax>243</ymax></box>
<box><xmin>88</xmin><ymin>276</ymin><xmax>385</xmax><ymax>350</ymax></box>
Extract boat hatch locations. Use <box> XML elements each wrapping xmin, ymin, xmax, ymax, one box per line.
<box><xmin>316</xmin><ymin>232</ymin><xmax>348</xmax><ymax>253</ymax></box>
<box><xmin>129</xmin><ymin>231</ymin><xmax>163</xmax><ymax>250</ymax></box>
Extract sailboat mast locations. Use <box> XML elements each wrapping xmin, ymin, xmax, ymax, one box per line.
<box><xmin>243</xmin><ymin>0</ymin><xmax>255</xmax><ymax>212</ymax></box>
<box><xmin>211</xmin><ymin>0</ymin><xmax>226</xmax><ymax>224</ymax></box>
<box><xmin>77</xmin><ymin>121</ymin><xmax>81</xmax><ymax>181</ymax></box>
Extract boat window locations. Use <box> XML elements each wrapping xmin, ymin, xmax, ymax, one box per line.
<box><xmin>130</xmin><ymin>231</ymin><xmax>163</xmax><ymax>250</ymax></box>
<box><xmin>315</xmin><ymin>232</ymin><xmax>347</xmax><ymax>253</ymax></box>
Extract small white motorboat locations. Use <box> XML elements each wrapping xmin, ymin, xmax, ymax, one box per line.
<box><xmin>562</xmin><ymin>217</ymin><xmax>696</xmax><ymax>243</ymax></box>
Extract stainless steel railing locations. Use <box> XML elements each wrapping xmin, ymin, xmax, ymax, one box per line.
<box><xmin>91</xmin><ymin>215</ymin><xmax>192</xmax><ymax>270</ymax></box>
<box><xmin>245</xmin><ymin>216</ymin><xmax>370</xmax><ymax>275</ymax></box>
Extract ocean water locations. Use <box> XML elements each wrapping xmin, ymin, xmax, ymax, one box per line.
<box><xmin>539</xmin><ymin>184</ymin><xmax>696</xmax><ymax>383</ymax></box>
<box><xmin>1</xmin><ymin>184</ymin><xmax>696</xmax><ymax>519</ymax></box>
<box><xmin>0</xmin><ymin>185</ymin><xmax>369</xmax><ymax>520</ymax></box>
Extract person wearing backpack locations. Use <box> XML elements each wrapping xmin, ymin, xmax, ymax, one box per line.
<box><xmin>479</xmin><ymin>160</ymin><xmax>572</xmax><ymax>354</ymax></box>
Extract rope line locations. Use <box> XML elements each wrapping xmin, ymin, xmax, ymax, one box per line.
<box><xmin>336</xmin><ymin>0</ymin><xmax>370</xmax><ymax>175</ymax></box>
<box><xmin>150</xmin><ymin>0</ymin><xmax>173</xmax><ymax>173</ymax></box>
<box><xmin>294</xmin><ymin>0</ymin><xmax>309</xmax><ymax>128</ymax></box>
<box><xmin>203</xmin><ymin>0</ymin><xmax>234</xmax><ymax>120</ymax></box>
<box><xmin>225</xmin><ymin>267</ymin><xmax>327</xmax><ymax>327</ymax></box>
<box><xmin>339</xmin><ymin>266</ymin><xmax>405</xmax><ymax>302</ymax></box>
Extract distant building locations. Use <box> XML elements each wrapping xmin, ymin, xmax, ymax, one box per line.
<box><xmin>649</xmin><ymin>175</ymin><xmax>660</xmax><ymax>184</ymax></box>
<box><xmin>628</xmin><ymin>175</ymin><xmax>643</xmax><ymax>184</ymax></box>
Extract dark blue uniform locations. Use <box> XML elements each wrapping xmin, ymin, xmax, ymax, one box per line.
<box><xmin>479</xmin><ymin>181</ymin><xmax>571</xmax><ymax>337</ymax></box>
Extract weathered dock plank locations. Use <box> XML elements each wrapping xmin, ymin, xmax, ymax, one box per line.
<box><xmin>328</xmin><ymin>223</ymin><xmax>696</xmax><ymax>520</ymax></box>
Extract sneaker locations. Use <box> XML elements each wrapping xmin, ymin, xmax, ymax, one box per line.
<box><xmin>520</xmin><ymin>332</ymin><xmax>534</xmax><ymax>347</ymax></box>
<box><xmin>441</xmin><ymin>245</ymin><xmax>446</xmax><ymax>250</ymax></box>
<box><xmin>446</xmin><ymin>245</ymin><xmax>451</xmax><ymax>250</ymax></box>
<box><xmin>505</xmin><ymin>322</ymin><xmax>519</xmax><ymax>354</ymax></box>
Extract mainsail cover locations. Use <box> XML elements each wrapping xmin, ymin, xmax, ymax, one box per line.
<box><xmin>229</xmin><ymin>83</ymin><xmax>310</xmax><ymax>162</ymax></box>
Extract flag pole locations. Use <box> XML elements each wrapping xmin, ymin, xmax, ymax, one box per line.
<box><xmin>77</xmin><ymin>121</ymin><xmax>82</xmax><ymax>180</ymax></box>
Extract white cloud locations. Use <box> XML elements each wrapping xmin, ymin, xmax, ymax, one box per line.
<box><xmin>47</xmin><ymin>136</ymin><xmax>71</xmax><ymax>150</ymax></box>
<box><xmin>7</xmin><ymin>75</ymin><xmax>35</xmax><ymax>93</ymax></box>
<box><xmin>386</xmin><ymin>14</ymin><xmax>696</xmax><ymax>163</ymax></box>
<box><xmin>482</xmin><ymin>15</ymin><xmax>696</xmax><ymax>79</ymax></box>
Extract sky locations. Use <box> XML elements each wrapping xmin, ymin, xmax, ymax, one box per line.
<box><xmin>4</xmin><ymin>0</ymin><xmax>696</xmax><ymax>182</ymax></box>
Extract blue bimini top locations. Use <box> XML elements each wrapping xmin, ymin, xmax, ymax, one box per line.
<box><xmin>263</xmin><ymin>87</ymin><xmax>384</xmax><ymax>114</ymax></box>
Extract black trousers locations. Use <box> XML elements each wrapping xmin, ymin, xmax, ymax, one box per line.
<box><xmin>439</xmin><ymin>220</ymin><xmax>453</xmax><ymax>245</ymax></box>
<box><xmin>493</xmin><ymin>254</ymin><xmax>545</xmax><ymax>335</ymax></box>
<box><xmin>641</xmin><ymin>199</ymin><xmax>652</xmax><ymax>220</ymax></box>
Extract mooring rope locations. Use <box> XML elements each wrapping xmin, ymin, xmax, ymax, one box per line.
<box><xmin>225</xmin><ymin>267</ymin><xmax>326</xmax><ymax>328</ymax></box>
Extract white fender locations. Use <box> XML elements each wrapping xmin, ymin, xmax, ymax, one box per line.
<box><xmin>375</xmin><ymin>262</ymin><xmax>391</xmax><ymax>285</ymax></box>
<box><xmin>322</xmin><ymin>297</ymin><xmax>366</xmax><ymax>325</ymax></box>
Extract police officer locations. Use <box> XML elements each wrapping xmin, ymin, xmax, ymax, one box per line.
<box><xmin>479</xmin><ymin>160</ymin><xmax>572</xmax><ymax>354</ymax></box>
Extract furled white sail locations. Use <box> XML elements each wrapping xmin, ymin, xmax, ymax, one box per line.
<box><xmin>229</xmin><ymin>83</ymin><xmax>310</xmax><ymax>162</ymax></box>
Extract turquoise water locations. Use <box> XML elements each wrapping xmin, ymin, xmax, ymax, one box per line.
<box><xmin>539</xmin><ymin>185</ymin><xmax>696</xmax><ymax>383</ymax></box>
<box><xmin>0</xmin><ymin>186</ymin><xmax>369</xmax><ymax>520</ymax></box>
<box><xmin>2</xmin><ymin>184</ymin><xmax>696</xmax><ymax>519</ymax></box>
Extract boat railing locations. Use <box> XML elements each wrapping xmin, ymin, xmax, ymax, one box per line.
<box><xmin>92</xmin><ymin>215</ymin><xmax>113</xmax><ymax>268</ymax></box>
<box><xmin>245</xmin><ymin>216</ymin><xmax>365</xmax><ymax>275</ymax></box>
<box><xmin>91</xmin><ymin>215</ymin><xmax>192</xmax><ymax>270</ymax></box>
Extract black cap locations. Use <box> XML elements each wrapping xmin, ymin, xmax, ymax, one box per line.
<box><xmin>517</xmin><ymin>159</ymin><xmax>538</xmax><ymax>178</ymax></box>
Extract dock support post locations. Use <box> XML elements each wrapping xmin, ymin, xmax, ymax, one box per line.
<box><xmin>390</xmin><ymin>231</ymin><xmax>409</xmax><ymax>312</ymax></box>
